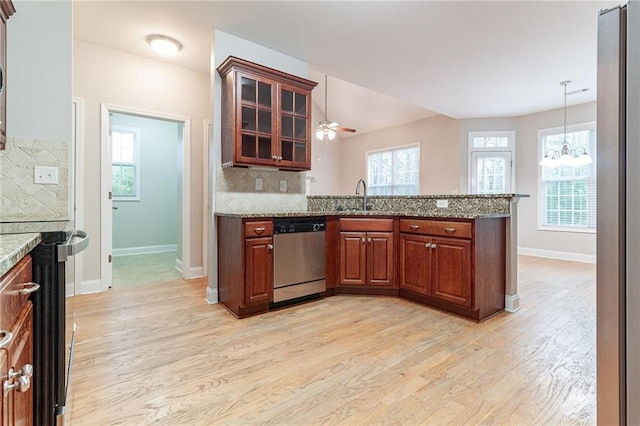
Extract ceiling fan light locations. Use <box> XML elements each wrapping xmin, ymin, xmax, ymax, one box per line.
<box><xmin>315</xmin><ymin>129</ymin><xmax>325</xmax><ymax>140</ymax></box>
<box><xmin>327</xmin><ymin>129</ymin><xmax>336</xmax><ymax>140</ymax></box>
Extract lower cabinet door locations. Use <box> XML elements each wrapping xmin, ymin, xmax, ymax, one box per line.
<box><xmin>339</xmin><ymin>232</ymin><xmax>367</xmax><ymax>286</ymax></box>
<box><xmin>7</xmin><ymin>302</ymin><xmax>33</xmax><ymax>426</ymax></box>
<box><xmin>367</xmin><ymin>232</ymin><xmax>394</xmax><ymax>287</ymax></box>
<box><xmin>431</xmin><ymin>237</ymin><xmax>472</xmax><ymax>307</ymax></box>
<box><xmin>399</xmin><ymin>233</ymin><xmax>432</xmax><ymax>295</ymax></box>
<box><xmin>245</xmin><ymin>237</ymin><xmax>273</xmax><ymax>306</ymax></box>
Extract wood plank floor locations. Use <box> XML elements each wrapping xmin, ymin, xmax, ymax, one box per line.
<box><xmin>65</xmin><ymin>255</ymin><xmax>596</xmax><ymax>425</ymax></box>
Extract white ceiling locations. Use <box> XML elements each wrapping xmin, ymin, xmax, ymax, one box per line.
<box><xmin>73</xmin><ymin>1</ymin><xmax>619</xmax><ymax>135</ymax></box>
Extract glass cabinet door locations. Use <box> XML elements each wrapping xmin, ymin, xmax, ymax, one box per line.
<box><xmin>239</xmin><ymin>75</ymin><xmax>274</xmax><ymax>161</ymax></box>
<box><xmin>279</xmin><ymin>86</ymin><xmax>309</xmax><ymax>165</ymax></box>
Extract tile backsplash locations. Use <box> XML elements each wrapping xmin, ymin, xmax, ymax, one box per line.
<box><xmin>0</xmin><ymin>137</ymin><xmax>70</xmax><ymax>221</ymax></box>
<box><xmin>215</xmin><ymin>166</ymin><xmax>307</xmax><ymax>213</ymax></box>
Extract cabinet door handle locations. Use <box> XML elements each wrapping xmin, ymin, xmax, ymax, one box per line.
<box><xmin>0</xmin><ymin>331</ymin><xmax>12</xmax><ymax>349</ymax></box>
<box><xmin>254</xmin><ymin>227</ymin><xmax>265</xmax><ymax>234</ymax></box>
<box><xmin>3</xmin><ymin>376</ymin><xmax>30</xmax><ymax>396</ymax></box>
<box><xmin>361</xmin><ymin>238</ymin><xmax>365</xmax><ymax>244</ymax></box>
<box><xmin>271</xmin><ymin>155</ymin><xmax>278</xmax><ymax>160</ymax></box>
<box><xmin>368</xmin><ymin>238</ymin><xmax>372</xmax><ymax>243</ymax></box>
<box><xmin>409</xmin><ymin>225</ymin><xmax>419</xmax><ymax>230</ymax></box>
<box><xmin>267</xmin><ymin>244</ymin><xmax>274</xmax><ymax>250</ymax></box>
<box><xmin>18</xmin><ymin>282</ymin><xmax>40</xmax><ymax>295</ymax></box>
<box><xmin>8</xmin><ymin>364</ymin><xmax>33</xmax><ymax>380</ymax></box>
<box><xmin>432</xmin><ymin>243</ymin><xmax>437</xmax><ymax>249</ymax></box>
<box><xmin>444</xmin><ymin>227</ymin><xmax>456</xmax><ymax>233</ymax></box>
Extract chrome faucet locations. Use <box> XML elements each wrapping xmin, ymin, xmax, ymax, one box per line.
<box><xmin>355</xmin><ymin>178</ymin><xmax>367</xmax><ymax>211</ymax></box>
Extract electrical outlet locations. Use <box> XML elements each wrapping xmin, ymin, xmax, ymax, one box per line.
<box><xmin>254</xmin><ymin>177</ymin><xmax>263</xmax><ymax>191</ymax></box>
<box><xmin>279</xmin><ymin>180</ymin><xmax>287</xmax><ymax>192</ymax></box>
<box><xmin>34</xmin><ymin>166</ymin><xmax>58</xmax><ymax>184</ymax></box>
<box><xmin>436</xmin><ymin>199</ymin><xmax>449</xmax><ymax>208</ymax></box>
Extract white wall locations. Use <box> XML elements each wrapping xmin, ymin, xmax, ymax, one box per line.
<box><xmin>112</xmin><ymin>113</ymin><xmax>179</xmax><ymax>252</ymax></box>
<box><xmin>308</xmin><ymin>100</ymin><xmax>343</xmax><ymax>195</ymax></box>
<box><xmin>516</xmin><ymin>101</ymin><xmax>596</xmax><ymax>260</ymax></box>
<box><xmin>73</xmin><ymin>39</ymin><xmax>209</xmax><ymax>283</ymax></box>
<box><xmin>338</xmin><ymin>114</ymin><xmax>461</xmax><ymax>195</ymax></box>
<box><xmin>8</xmin><ymin>0</ymin><xmax>71</xmax><ymax>142</ymax></box>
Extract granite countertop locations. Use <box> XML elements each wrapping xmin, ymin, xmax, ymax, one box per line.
<box><xmin>216</xmin><ymin>210</ymin><xmax>510</xmax><ymax>219</ymax></box>
<box><xmin>0</xmin><ymin>233</ymin><xmax>42</xmax><ymax>277</ymax></box>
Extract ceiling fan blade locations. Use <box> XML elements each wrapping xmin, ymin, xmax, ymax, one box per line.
<box><xmin>328</xmin><ymin>121</ymin><xmax>340</xmax><ymax>128</ymax></box>
<box><xmin>335</xmin><ymin>126</ymin><xmax>357</xmax><ymax>133</ymax></box>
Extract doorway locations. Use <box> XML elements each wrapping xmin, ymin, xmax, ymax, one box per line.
<box><xmin>100</xmin><ymin>104</ymin><xmax>192</xmax><ymax>291</ymax></box>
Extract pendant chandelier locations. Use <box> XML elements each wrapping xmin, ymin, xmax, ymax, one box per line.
<box><xmin>539</xmin><ymin>81</ymin><xmax>593</xmax><ymax>168</ymax></box>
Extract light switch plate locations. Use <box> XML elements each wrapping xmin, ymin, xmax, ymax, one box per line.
<box><xmin>34</xmin><ymin>166</ymin><xmax>58</xmax><ymax>184</ymax></box>
<box><xmin>436</xmin><ymin>199</ymin><xmax>449</xmax><ymax>208</ymax></box>
<box><xmin>255</xmin><ymin>177</ymin><xmax>263</xmax><ymax>191</ymax></box>
<box><xmin>279</xmin><ymin>180</ymin><xmax>287</xmax><ymax>192</ymax></box>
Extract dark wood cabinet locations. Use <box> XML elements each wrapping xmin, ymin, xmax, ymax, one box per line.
<box><xmin>0</xmin><ymin>255</ymin><xmax>35</xmax><ymax>425</ymax></box>
<box><xmin>399</xmin><ymin>218</ymin><xmax>505</xmax><ymax>321</ymax></box>
<box><xmin>217</xmin><ymin>56</ymin><xmax>318</xmax><ymax>171</ymax></box>
<box><xmin>218</xmin><ymin>216</ymin><xmax>274</xmax><ymax>318</ymax></box>
<box><xmin>0</xmin><ymin>0</ymin><xmax>15</xmax><ymax>150</ymax></box>
<box><xmin>338</xmin><ymin>218</ymin><xmax>395</xmax><ymax>291</ymax></box>
<box><xmin>244</xmin><ymin>236</ymin><xmax>273</xmax><ymax>306</ymax></box>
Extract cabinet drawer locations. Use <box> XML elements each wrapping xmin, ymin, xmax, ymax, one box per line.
<box><xmin>244</xmin><ymin>220</ymin><xmax>274</xmax><ymax>238</ymax></box>
<box><xmin>340</xmin><ymin>218</ymin><xmax>394</xmax><ymax>232</ymax></box>
<box><xmin>0</xmin><ymin>255</ymin><xmax>33</xmax><ymax>333</ymax></box>
<box><xmin>400</xmin><ymin>219</ymin><xmax>472</xmax><ymax>239</ymax></box>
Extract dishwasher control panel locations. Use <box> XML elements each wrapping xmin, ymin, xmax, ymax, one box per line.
<box><xmin>274</xmin><ymin>217</ymin><xmax>326</xmax><ymax>234</ymax></box>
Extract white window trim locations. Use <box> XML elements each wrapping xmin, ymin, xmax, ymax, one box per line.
<box><xmin>467</xmin><ymin>131</ymin><xmax>515</xmax><ymax>193</ymax></box>
<box><xmin>112</xmin><ymin>124</ymin><xmax>141</xmax><ymax>201</ymax></box>
<box><xmin>537</xmin><ymin>121</ymin><xmax>596</xmax><ymax>233</ymax></box>
<box><xmin>365</xmin><ymin>142</ymin><xmax>421</xmax><ymax>195</ymax></box>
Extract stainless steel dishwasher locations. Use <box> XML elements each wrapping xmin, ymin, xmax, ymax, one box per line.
<box><xmin>273</xmin><ymin>217</ymin><xmax>326</xmax><ymax>304</ymax></box>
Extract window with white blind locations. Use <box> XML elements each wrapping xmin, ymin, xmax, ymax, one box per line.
<box><xmin>468</xmin><ymin>131</ymin><xmax>514</xmax><ymax>194</ymax></box>
<box><xmin>538</xmin><ymin>122</ymin><xmax>596</xmax><ymax>232</ymax></box>
<box><xmin>367</xmin><ymin>144</ymin><xmax>420</xmax><ymax>195</ymax></box>
<box><xmin>112</xmin><ymin>126</ymin><xmax>141</xmax><ymax>201</ymax></box>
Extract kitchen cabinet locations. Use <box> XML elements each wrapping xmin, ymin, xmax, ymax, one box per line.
<box><xmin>399</xmin><ymin>218</ymin><xmax>505</xmax><ymax>321</ymax></box>
<box><xmin>338</xmin><ymin>218</ymin><xmax>395</xmax><ymax>291</ymax></box>
<box><xmin>0</xmin><ymin>255</ymin><xmax>36</xmax><ymax>425</ymax></box>
<box><xmin>217</xmin><ymin>217</ymin><xmax>274</xmax><ymax>318</ymax></box>
<box><xmin>0</xmin><ymin>0</ymin><xmax>15</xmax><ymax>151</ymax></box>
<box><xmin>217</xmin><ymin>56</ymin><xmax>318</xmax><ymax>171</ymax></box>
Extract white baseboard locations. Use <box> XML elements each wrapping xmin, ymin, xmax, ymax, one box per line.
<box><xmin>505</xmin><ymin>294</ymin><xmax>520</xmax><ymax>313</ymax></box>
<box><xmin>205</xmin><ymin>285</ymin><xmax>218</xmax><ymax>304</ymax></box>
<box><xmin>113</xmin><ymin>244</ymin><xmax>177</xmax><ymax>257</ymax></box>
<box><xmin>78</xmin><ymin>279</ymin><xmax>102</xmax><ymax>295</ymax></box>
<box><xmin>175</xmin><ymin>258</ymin><xmax>183</xmax><ymax>273</ymax></box>
<box><xmin>66</xmin><ymin>282</ymin><xmax>75</xmax><ymax>297</ymax></box>
<box><xmin>517</xmin><ymin>247</ymin><xmax>596</xmax><ymax>264</ymax></box>
<box><xmin>188</xmin><ymin>266</ymin><xmax>204</xmax><ymax>279</ymax></box>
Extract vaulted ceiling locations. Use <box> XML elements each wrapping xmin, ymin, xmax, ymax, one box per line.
<box><xmin>74</xmin><ymin>1</ymin><xmax>618</xmax><ymax>135</ymax></box>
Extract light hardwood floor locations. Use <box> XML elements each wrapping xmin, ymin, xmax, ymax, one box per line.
<box><xmin>65</xmin><ymin>255</ymin><xmax>595</xmax><ymax>425</ymax></box>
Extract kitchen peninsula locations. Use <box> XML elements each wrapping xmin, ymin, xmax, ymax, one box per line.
<box><xmin>216</xmin><ymin>193</ymin><xmax>527</xmax><ymax>321</ymax></box>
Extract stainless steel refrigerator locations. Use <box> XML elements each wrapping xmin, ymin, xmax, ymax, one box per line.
<box><xmin>597</xmin><ymin>0</ymin><xmax>640</xmax><ymax>423</ymax></box>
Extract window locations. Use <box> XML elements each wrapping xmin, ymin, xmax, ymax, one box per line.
<box><xmin>112</xmin><ymin>126</ymin><xmax>140</xmax><ymax>200</ymax></box>
<box><xmin>539</xmin><ymin>122</ymin><xmax>596</xmax><ymax>232</ymax></box>
<box><xmin>367</xmin><ymin>144</ymin><xmax>419</xmax><ymax>195</ymax></box>
<box><xmin>468</xmin><ymin>131</ymin><xmax>514</xmax><ymax>194</ymax></box>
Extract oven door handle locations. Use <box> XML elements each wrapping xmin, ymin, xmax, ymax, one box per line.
<box><xmin>57</xmin><ymin>230</ymin><xmax>90</xmax><ymax>261</ymax></box>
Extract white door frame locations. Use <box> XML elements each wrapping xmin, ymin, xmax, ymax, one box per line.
<box><xmin>202</xmin><ymin>119</ymin><xmax>210</xmax><ymax>277</ymax></box>
<box><xmin>71</xmin><ymin>97</ymin><xmax>85</xmax><ymax>296</ymax></box>
<box><xmin>100</xmin><ymin>103</ymin><xmax>192</xmax><ymax>291</ymax></box>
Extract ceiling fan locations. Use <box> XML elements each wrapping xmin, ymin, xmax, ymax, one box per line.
<box><xmin>315</xmin><ymin>74</ymin><xmax>356</xmax><ymax>141</ymax></box>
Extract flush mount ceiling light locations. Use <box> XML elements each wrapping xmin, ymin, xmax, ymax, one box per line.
<box><xmin>539</xmin><ymin>81</ymin><xmax>593</xmax><ymax>168</ymax></box>
<box><xmin>146</xmin><ymin>34</ymin><xmax>182</xmax><ymax>57</ymax></box>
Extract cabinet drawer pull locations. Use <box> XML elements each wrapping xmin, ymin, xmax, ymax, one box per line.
<box><xmin>8</xmin><ymin>364</ymin><xmax>33</xmax><ymax>380</ymax></box>
<box><xmin>254</xmin><ymin>227</ymin><xmax>265</xmax><ymax>234</ymax></box>
<box><xmin>18</xmin><ymin>282</ymin><xmax>40</xmax><ymax>295</ymax></box>
<box><xmin>0</xmin><ymin>331</ymin><xmax>12</xmax><ymax>349</ymax></box>
<box><xmin>409</xmin><ymin>225</ymin><xmax>419</xmax><ymax>230</ymax></box>
<box><xmin>267</xmin><ymin>244</ymin><xmax>274</xmax><ymax>250</ymax></box>
<box><xmin>444</xmin><ymin>227</ymin><xmax>456</xmax><ymax>233</ymax></box>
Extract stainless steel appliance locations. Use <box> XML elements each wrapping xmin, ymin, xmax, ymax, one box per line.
<box><xmin>0</xmin><ymin>221</ymin><xmax>89</xmax><ymax>426</ymax></box>
<box><xmin>273</xmin><ymin>217</ymin><xmax>326</xmax><ymax>304</ymax></box>
<box><xmin>597</xmin><ymin>2</ymin><xmax>640</xmax><ymax>423</ymax></box>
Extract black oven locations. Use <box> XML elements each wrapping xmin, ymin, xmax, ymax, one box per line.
<box><xmin>1</xmin><ymin>221</ymin><xmax>89</xmax><ymax>426</ymax></box>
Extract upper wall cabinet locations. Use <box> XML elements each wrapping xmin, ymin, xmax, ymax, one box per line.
<box><xmin>0</xmin><ymin>0</ymin><xmax>15</xmax><ymax>151</ymax></box>
<box><xmin>217</xmin><ymin>56</ymin><xmax>318</xmax><ymax>171</ymax></box>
